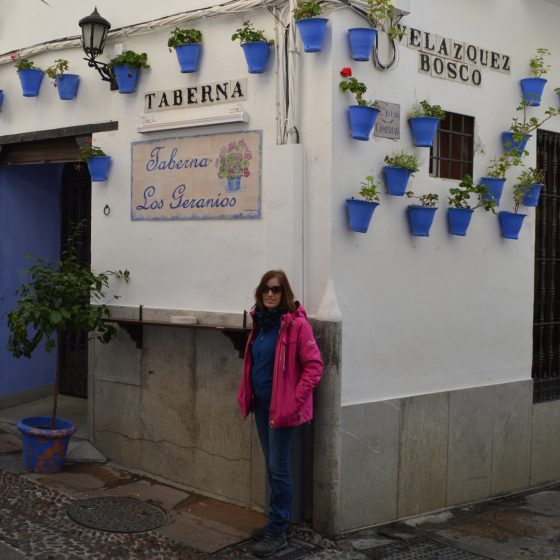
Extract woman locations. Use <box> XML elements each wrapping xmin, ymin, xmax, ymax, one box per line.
<box><xmin>237</xmin><ymin>270</ymin><xmax>323</xmax><ymax>557</ymax></box>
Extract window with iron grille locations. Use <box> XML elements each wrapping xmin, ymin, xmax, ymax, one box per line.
<box><xmin>429</xmin><ymin>112</ymin><xmax>474</xmax><ymax>180</ymax></box>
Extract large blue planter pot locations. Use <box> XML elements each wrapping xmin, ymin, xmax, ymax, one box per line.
<box><xmin>175</xmin><ymin>44</ymin><xmax>202</xmax><ymax>73</ymax></box>
<box><xmin>0</xmin><ymin>89</ymin><xmax>4</xmax><ymax>111</ymax></box>
<box><xmin>18</xmin><ymin>68</ymin><xmax>44</xmax><ymax>97</ymax></box>
<box><xmin>348</xmin><ymin>28</ymin><xmax>377</xmax><ymax>61</ymax></box>
<box><xmin>241</xmin><ymin>42</ymin><xmax>271</xmax><ymax>73</ymax></box>
<box><xmin>521</xmin><ymin>183</ymin><xmax>544</xmax><ymax>207</ymax></box>
<box><xmin>480</xmin><ymin>177</ymin><xmax>506</xmax><ymax>206</ymax></box>
<box><xmin>296</xmin><ymin>18</ymin><xmax>328</xmax><ymax>53</ymax></box>
<box><xmin>383</xmin><ymin>166</ymin><xmax>412</xmax><ymax>196</ymax></box>
<box><xmin>17</xmin><ymin>416</ymin><xmax>77</xmax><ymax>473</ymax></box>
<box><xmin>407</xmin><ymin>206</ymin><xmax>437</xmax><ymax>236</ymax></box>
<box><xmin>409</xmin><ymin>117</ymin><xmax>440</xmax><ymax>147</ymax></box>
<box><xmin>502</xmin><ymin>131</ymin><xmax>531</xmax><ymax>156</ymax></box>
<box><xmin>447</xmin><ymin>207</ymin><xmax>474</xmax><ymax>236</ymax></box>
<box><xmin>345</xmin><ymin>198</ymin><xmax>378</xmax><ymax>233</ymax></box>
<box><xmin>520</xmin><ymin>77</ymin><xmax>547</xmax><ymax>107</ymax></box>
<box><xmin>113</xmin><ymin>65</ymin><xmax>140</xmax><ymax>93</ymax></box>
<box><xmin>87</xmin><ymin>155</ymin><xmax>112</xmax><ymax>182</ymax></box>
<box><xmin>498</xmin><ymin>211</ymin><xmax>526</xmax><ymax>240</ymax></box>
<box><xmin>55</xmin><ymin>74</ymin><xmax>80</xmax><ymax>100</ymax></box>
<box><xmin>347</xmin><ymin>105</ymin><xmax>380</xmax><ymax>141</ymax></box>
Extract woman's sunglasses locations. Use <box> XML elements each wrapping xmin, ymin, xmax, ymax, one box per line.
<box><xmin>261</xmin><ymin>285</ymin><xmax>282</xmax><ymax>295</ymax></box>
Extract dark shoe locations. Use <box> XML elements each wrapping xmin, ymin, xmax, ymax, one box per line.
<box><xmin>252</xmin><ymin>533</ymin><xmax>288</xmax><ymax>557</ymax></box>
<box><xmin>251</xmin><ymin>526</ymin><xmax>294</xmax><ymax>541</ymax></box>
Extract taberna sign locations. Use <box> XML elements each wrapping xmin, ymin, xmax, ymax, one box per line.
<box><xmin>144</xmin><ymin>79</ymin><xmax>247</xmax><ymax>113</ymax></box>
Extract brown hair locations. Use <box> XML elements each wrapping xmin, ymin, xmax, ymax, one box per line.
<box><xmin>254</xmin><ymin>270</ymin><xmax>296</xmax><ymax>312</ymax></box>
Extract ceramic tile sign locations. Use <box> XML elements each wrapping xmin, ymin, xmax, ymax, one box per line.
<box><xmin>374</xmin><ymin>101</ymin><xmax>400</xmax><ymax>140</ymax></box>
<box><xmin>131</xmin><ymin>130</ymin><xmax>262</xmax><ymax>221</ymax></box>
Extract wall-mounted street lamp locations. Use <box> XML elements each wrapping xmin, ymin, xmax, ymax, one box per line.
<box><xmin>78</xmin><ymin>7</ymin><xmax>117</xmax><ymax>89</ymax></box>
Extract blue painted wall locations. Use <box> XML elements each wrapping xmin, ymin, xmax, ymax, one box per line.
<box><xmin>0</xmin><ymin>164</ymin><xmax>63</xmax><ymax>398</ymax></box>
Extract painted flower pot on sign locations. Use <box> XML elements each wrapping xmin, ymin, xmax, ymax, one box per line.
<box><xmin>480</xmin><ymin>177</ymin><xmax>506</xmax><ymax>206</ymax></box>
<box><xmin>87</xmin><ymin>156</ymin><xmax>112</xmax><ymax>182</ymax></box>
<box><xmin>498</xmin><ymin>211</ymin><xmax>526</xmax><ymax>239</ymax></box>
<box><xmin>175</xmin><ymin>44</ymin><xmax>202</xmax><ymax>73</ymax></box>
<box><xmin>409</xmin><ymin>117</ymin><xmax>440</xmax><ymax>147</ymax></box>
<box><xmin>520</xmin><ymin>77</ymin><xmax>547</xmax><ymax>107</ymax></box>
<box><xmin>407</xmin><ymin>206</ymin><xmax>437</xmax><ymax>236</ymax></box>
<box><xmin>447</xmin><ymin>208</ymin><xmax>474</xmax><ymax>236</ymax></box>
<box><xmin>345</xmin><ymin>198</ymin><xmax>378</xmax><ymax>233</ymax></box>
<box><xmin>502</xmin><ymin>131</ymin><xmax>531</xmax><ymax>156</ymax></box>
<box><xmin>348</xmin><ymin>28</ymin><xmax>377</xmax><ymax>61</ymax></box>
<box><xmin>55</xmin><ymin>74</ymin><xmax>80</xmax><ymax>100</ymax></box>
<box><xmin>347</xmin><ymin>105</ymin><xmax>380</xmax><ymax>141</ymax></box>
<box><xmin>227</xmin><ymin>176</ymin><xmax>242</xmax><ymax>192</ymax></box>
<box><xmin>521</xmin><ymin>183</ymin><xmax>544</xmax><ymax>207</ymax></box>
<box><xmin>113</xmin><ymin>65</ymin><xmax>140</xmax><ymax>93</ymax></box>
<box><xmin>17</xmin><ymin>416</ymin><xmax>77</xmax><ymax>474</ymax></box>
<box><xmin>241</xmin><ymin>42</ymin><xmax>271</xmax><ymax>73</ymax></box>
<box><xmin>296</xmin><ymin>18</ymin><xmax>329</xmax><ymax>52</ymax></box>
<box><xmin>383</xmin><ymin>166</ymin><xmax>412</xmax><ymax>196</ymax></box>
<box><xmin>18</xmin><ymin>68</ymin><xmax>44</xmax><ymax>97</ymax></box>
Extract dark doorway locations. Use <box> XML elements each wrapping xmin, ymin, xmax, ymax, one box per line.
<box><xmin>58</xmin><ymin>162</ymin><xmax>91</xmax><ymax>398</ymax></box>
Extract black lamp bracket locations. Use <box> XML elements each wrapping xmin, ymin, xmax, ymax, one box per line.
<box><xmin>84</xmin><ymin>57</ymin><xmax>118</xmax><ymax>90</ymax></box>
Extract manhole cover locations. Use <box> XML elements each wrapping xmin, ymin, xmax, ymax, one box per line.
<box><xmin>226</xmin><ymin>538</ymin><xmax>319</xmax><ymax>560</ymax></box>
<box><xmin>362</xmin><ymin>537</ymin><xmax>487</xmax><ymax>559</ymax></box>
<box><xmin>67</xmin><ymin>496</ymin><xmax>167</xmax><ymax>533</ymax></box>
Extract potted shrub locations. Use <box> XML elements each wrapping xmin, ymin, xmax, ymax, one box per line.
<box><xmin>516</xmin><ymin>167</ymin><xmax>545</xmax><ymax>208</ymax></box>
<box><xmin>79</xmin><ymin>140</ymin><xmax>112</xmax><ymax>182</ymax></box>
<box><xmin>46</xmin><ymin>59</ymin><xmax>80</xmax><ymax>100</ymax></box>
<box><xmin>405</xmin><ymin>191</ymin><xmax>439</xmax><ymax>236</ymax></box>
<box><xmin>498</xmin><ymin>183</ymin><xmax>530</xmax><ymax>240</ymax></box>
<box><xmin>6</xmin><ymin>232</ymin><xmax>129</xmax><ymax>473</ymax></box>
<box><xmin>447</xmin><ymin>174</ymin><xmax>496</xmax><ymax>236</ymax></box>
<box><xmin>168</xmin><ymin>27</ymin><xmax>202</xmax><ymax>73</ymax></box>
<box><xmin>408</xmin><ymin>100</ymin><xmax>445</xmax><ymax>147</ymax></box>
<box><xmin>383</xmin><ymin>151</ymin><xmax>420</xmax><ymax>196</ymax></box>
<box><xmin>520</xmin><ymin>48</ymin><xmax>550</xmax><ymax>107</ymax></box>
<box><xmin>231</xmin><ymin>21</ymin><xmax>274</xmax><ymax>74</ymax></box>
<box><xmin>14</xmin><ymin>58</ymin><xmax>44</xmax><ymax>97</ymax></box>
<box><xmin>293</xmin><ymin>1</ymin><xmax>328</xmax><ymax>53</ymax></box>
<box><xmin>107</xmin><ymin>50</ymin><xmax>150</xmax><ymax>94</ymax></box>
<box><xmin>339</xmin><ymin>67</ymin><xmax>380</xmax><ymax>141</ymax></box>
<box><xmin>480</xmin><ymin>154</ymin><xmax>520</xmax><ymax>206</ymax></box>
<box><xmin>345</xmin><ymin>175</ymin><xmax>381</xmax><ymax>233</ymax></box>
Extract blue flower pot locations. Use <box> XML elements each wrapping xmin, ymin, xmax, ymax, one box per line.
<box><xmin>296</xmin><ymin>18</ymin><xmax>328</xmax><ymax>53</ymax></box>
<box><xmin>18</xmin><ymin>68</ymin><xmax>44</xmax><ymax>97</ymax></box>
<box><xmin>520</xmin><ymin>77</ymin><xmax>547</xmax><ymax>107</ymax></box>
<box><xmin>502</xmin><ymin>131</ymin><xmax>531</xmax><ymax>156</ymax></box>
<box><xmin>348</xmin><ymin>28</ymin><xmax>377</xmax><ymax>61</ymax></box>
<box><xmin>17</xmin><ymin>416</ymin><xmax>77</xmax><ymax>473</ymax></box>
<box><xmin>498</xmin><ymin>211</ymin><xmax>526</xmax><ymax>240</ymax></box>
<box><xmin>346</xmin><ymin>198</ymin><xmax>378</xmax><ymax>233</ymax></box>
<box><xmin>521</xmin><ymin>183</ymin><xmax>544</xmax><ymax>207</ymax></box>
<box><xmin>347</xmin><ymin>105</ymin><xmax>380</xmax><ymax>141</ymax></box>
<box><xmin>55</xmin><ymin>74</ymin><xmax>80</xmax><ymax>100</ymax></box>
<box><xmin>383</xmin><ymin>166</ymin><xmax>412</xmax><ymax>196</ymax></box>
<box><xmin>87</xmin><ymin>155</ymin><xmax>112</xmax><ymax>182</ymax></box>
<box><xmin>175</xmin><ymin>44</ymin><xmax>202</xmax><ymax>73</ymax></box>
<box><xmin>0</xmin><ymin>89</ymin><xmax>4</xmax><ymax>111</ymax></box>
<box><xmin>447</xmin><ymin>207</ymin><xmax>474</xmax><ymax>236</ymax></box>
<box><xmin>407</xmin><ymin>206</ymin><xmax>437</xmax><ymax>236</ymax></box>
<box><xmin>227</xmin><ymin>176</ymin><xmax>242</xmax><ymax>192</ymax></box>
<box><xmin>241</xmin><ymin>42</ymin><xmax>271</xmax><ymax>73</ymax></box>
<box><xmin>113</xmin><ymin>65</ymin><xmax>140</xmax><ymax>93</ymax></box>
<box><xmin>480</xmin><ymin>177</ymin><xmax>506</xmax><ymax>206</ymax></box>
<box><xmin>409</xmin><ymin>117</ymin><xmax>441</xmax><ymax>147</ymax></box>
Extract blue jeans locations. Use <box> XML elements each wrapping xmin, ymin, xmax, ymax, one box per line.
<box><xmin>253</xmin><ymin>399</ymin><xmax>294</xmax><ymax>535</ymax></box>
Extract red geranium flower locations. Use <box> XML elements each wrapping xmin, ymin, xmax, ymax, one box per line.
<box><xmin>340</xmin><ymin>67</ymin><xmax>352</xmax><ymax>78</ymax></box>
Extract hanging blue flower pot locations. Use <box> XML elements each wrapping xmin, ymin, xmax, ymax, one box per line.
<box><xmin>295</xmin><ymin>18</ymin><xmax>329</xmax><ymax>53</ymax></box>
<box><xmin>175</xmin><ymin>44</ymin><xmax>202</xmax><ymax>73</ymax></box>
<box><xmin>480</xmin><ymin>177</ymin><xmax>506</xmax><ymax>206</ymax></box>
<box><xmin>521</xmin><ymin>183</ymin><xmax>544</xmax><ymax>207</ymax></box>
<box><xmin>17</xmin><ymin>416</ymin><xmax>77</xmax><ymax>473</ymax></box>
<box><xmin>241</xmin><ymin>42</ymin><xmax>271</xmax><ymax>73</ymax></box>
<box><xmin>498</xmin><ymin>211</ymin><xmax>526</xmax><ymax>239</ymax></box>
<box><xmin>227</xmin><ymin>176</ymin><xmax>242</xmax><ymax>192</ymax></box>
<box><xmin>520</xmin><ymin>77</ymin><xmax>547</xmax><ymax>107</ymax></box>
<box><xmin>408</xmin><ymin>117</ymin><xmax>440</xmax><ymax>147</ymax></box>
<box><xmin>18</xmin><ymin>68</ymin><xmax>44</xmax><ymax>97</ymax></box>
<box><xmin>347</xmin><ymin>28</ymin><xmax>377</xmax><ymax>61</ymax></box>
<box><xmin>55</xmin><ymin>74</ymin><xmax>80</xmax><ymax>100</ymax></box>
<box><xmin>502</xmin><ymin>131</ymin><xmax>531</xmax><ymax>156</ymax></box>
<box><xmin>347</xmin><ymin>105</ymin><xmax>380</xmax><ymax>141</ymax></box>
<box><xmin>87</xmin><ymin>155</ymin><xmax>112</xmax><ymax>182</ymax></box>
<box><xmin>0</xmin><ymin>89</ymin><xmax>4</xmax><ymax>111</ymax></box>
<box><xmin>447</xmin><ymin>207</ymin><xmax>474</xmax><ymax>236</ymax></box>
<box><xmin>113</xmin><ymin>65</ymin><xmax>140</xmax><ymax>93</ymax></box>
<box><xmin>345</xmin><ymin>198</ymin><xmax>378</xmax><ymax>233</ymax></box>
<box><xmin>407</xmin><ymin>206</ymin><xmax>437</xmax><ymax>236</ymax></box>
<box><xmin>383</xmin><ymin>166</ymin><xmax>412</xmax><ymax>196</ymax></box>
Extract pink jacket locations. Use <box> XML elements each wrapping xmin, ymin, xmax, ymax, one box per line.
<box><xmin>237</xmin><ymin>303</ymin><xmax>323</xmax><ymax>428</ymax></box>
